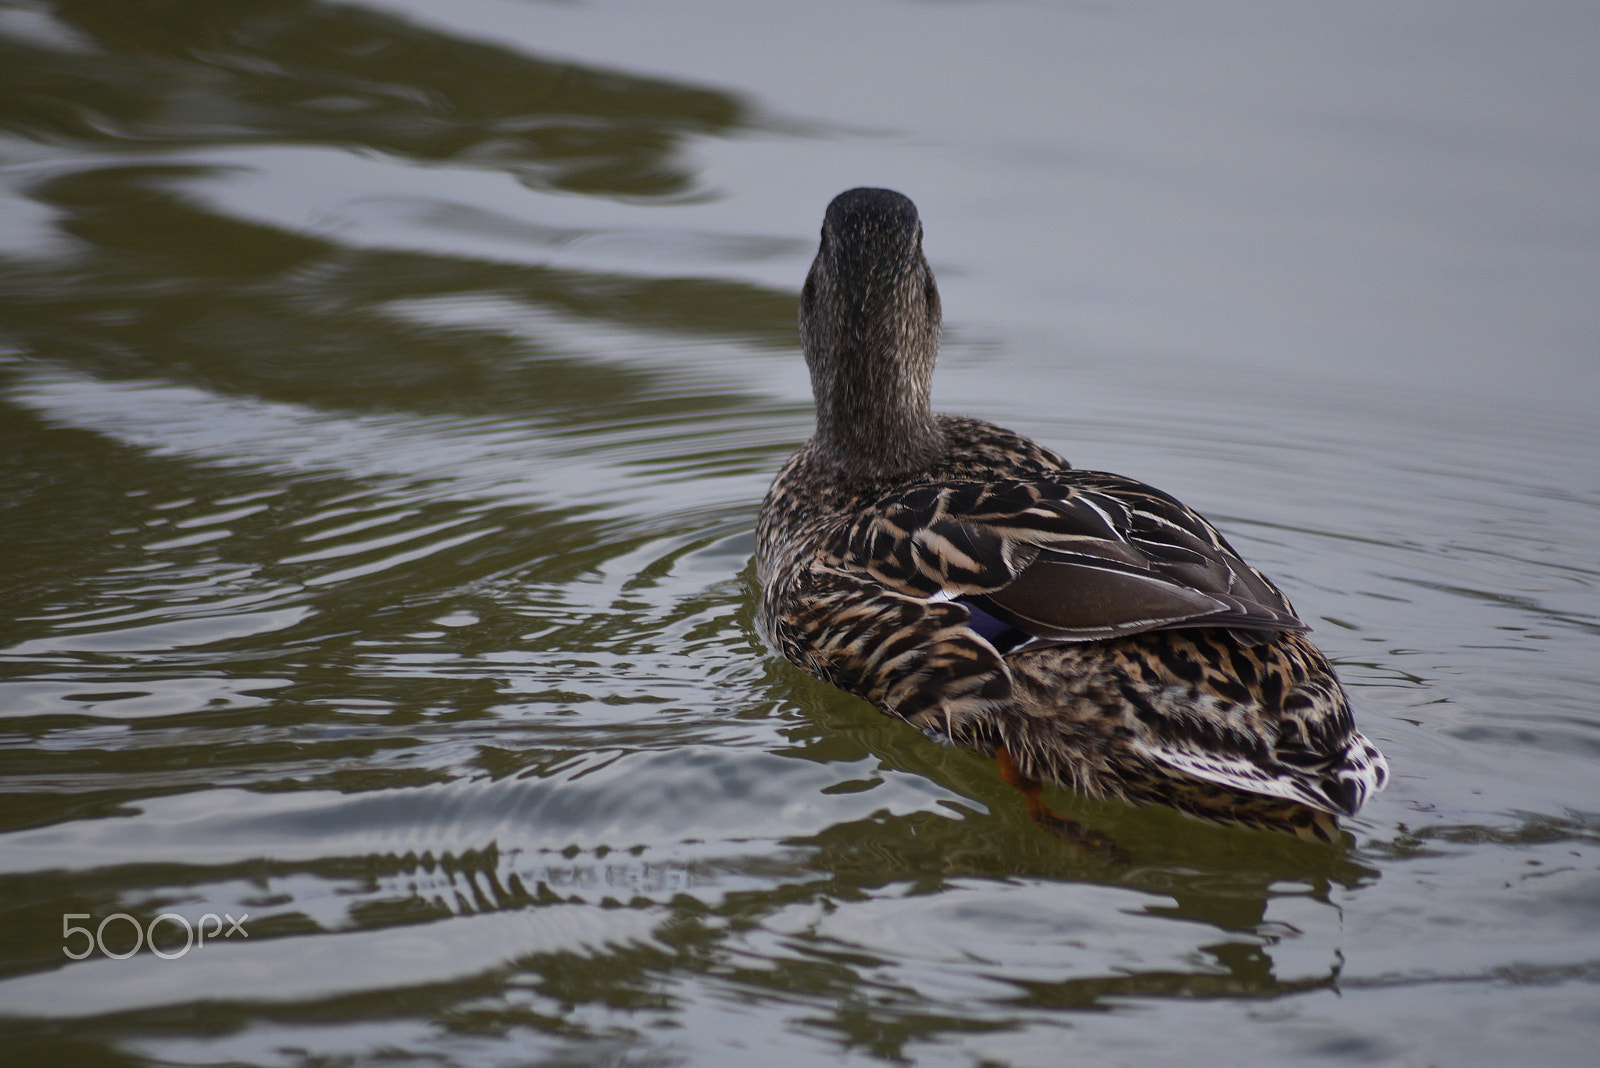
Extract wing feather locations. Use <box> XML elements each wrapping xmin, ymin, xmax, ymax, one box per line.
<box><xmin>829</xmin><ymin>475</ymin><xmax>1308</xmax><ymax>643</ymax></box>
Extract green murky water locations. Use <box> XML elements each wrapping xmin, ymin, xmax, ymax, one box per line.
<box><xmin>2</xmin><ymin>2</ymin><xmax>1598</xmax><ymax>1065</ymax></box>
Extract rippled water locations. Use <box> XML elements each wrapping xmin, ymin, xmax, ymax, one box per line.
<box><xmin>3</xmin><ymin>2</ymin><xmax>1598</xmax><ymax>1065</ymax></box>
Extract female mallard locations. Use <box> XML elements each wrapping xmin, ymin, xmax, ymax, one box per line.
<box><xmin>755</xmin><ymin>187</ymin><xmax>1387</xmax><ymax>842</ymax></box>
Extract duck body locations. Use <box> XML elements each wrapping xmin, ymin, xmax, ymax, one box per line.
<box><xmin>755</xmin><ymin>188</ymin><xmax>1387</xmax><ymax>840</ymax></box>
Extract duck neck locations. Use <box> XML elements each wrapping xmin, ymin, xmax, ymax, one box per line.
<box><xmin>798</xmin><ymin>187</ymin><xmax>948</xmax><ymax>482</ymax></box>
<box><xmin>808</xmin><ymin>344</ymin><xmax>944</xmax><ymax>481</ymax></box>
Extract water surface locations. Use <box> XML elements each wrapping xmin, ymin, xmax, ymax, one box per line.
<box><xmin>2</xmin><ymin>2</ymin><xmax>1598</xmax><ymax>1066</ymax></box>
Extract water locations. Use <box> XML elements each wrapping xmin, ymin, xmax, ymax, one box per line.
<box><xmin>2</xmin><ymin>1</ymin><xmax>1598</xmax><ymax>1065</ymax></box>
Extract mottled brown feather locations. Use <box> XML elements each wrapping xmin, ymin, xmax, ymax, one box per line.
<box><xmin>756</xmin><ymin>188</ymin><xmax>1388</xmax><ymax>841</ymax></box>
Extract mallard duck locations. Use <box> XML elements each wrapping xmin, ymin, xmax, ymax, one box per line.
<box><xmin>755</xmin><ymin>187</ymin><xmax>1388</xmax><ymax>842</ymax></box>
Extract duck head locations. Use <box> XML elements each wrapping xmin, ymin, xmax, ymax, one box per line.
<box><xmin>801</xmin><ymin>187</ymin><xmax>944</xmax><ymax>479</ymax></box>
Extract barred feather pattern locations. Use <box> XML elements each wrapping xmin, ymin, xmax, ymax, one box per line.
<box><xmin>756</xmin><ymin>414</ymin><xmax>1388</xmax><ymax>840</ymax></box>
<box><xmin>758</xmin><ymin>187</ymin><xmax>1387</xmax><ymax>841</ymax></box>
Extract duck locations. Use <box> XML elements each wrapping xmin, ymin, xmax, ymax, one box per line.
<box><xmin>754</xmin><ymin>187</ymin><xmax>1388</xmax><ymax>843</ymax></box>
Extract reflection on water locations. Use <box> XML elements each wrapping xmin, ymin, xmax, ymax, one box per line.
<box><xmin>4</xmin><ymin>0</ymin><xmax>752</xmax><ymax>194</ymax></box>
<box><xmin>2</xmin><ymin>1</ymin><xmax>1599</xmax><ymax>1066</ymax></box>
